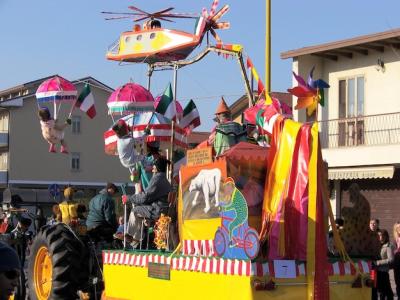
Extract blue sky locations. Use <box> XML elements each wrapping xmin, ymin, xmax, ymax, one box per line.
<box><xmin>2</xmin><ymin>0</ymin><xmax>400</xmax><ymax>130</ymax></box>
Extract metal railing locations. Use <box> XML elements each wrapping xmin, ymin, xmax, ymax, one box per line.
<box><xmin>318</xmin><ymin>112</ymin><xmax>400</xmax><ymax>148</ymax></box>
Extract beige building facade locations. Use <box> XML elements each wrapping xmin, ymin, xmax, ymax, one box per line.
<box><xmin>0</xmin><ymin>76</ymin><xmax>131</xmax><ymax>205</ymax></box>
<box><xmin>282</xmin><ymin>28</ymin><xmax>400</xmax><ymax>231</ymax></box>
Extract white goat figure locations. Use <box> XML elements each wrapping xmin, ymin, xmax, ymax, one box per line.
<box><xmin>188</xmin><ymin>168</ymin><xmax>222</xmax><ymax>213</ymax></box>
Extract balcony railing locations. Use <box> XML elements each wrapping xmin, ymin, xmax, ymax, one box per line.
<box><xmin>0</xmin><ymin>131</ymin><xmax>8</xmax><ymax>147</ymax></box>
<box><xmin>318</xmin><ymin>112</ymin><xmax>400</xmax><ymax>149</ymax></box>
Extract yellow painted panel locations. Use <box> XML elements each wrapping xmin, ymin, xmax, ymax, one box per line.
<box><xmin>150</xmin><ymin>32</ymin><xmax>172</xmax><ymax>50</ymax></box>
<box><xmin>132</xmin><ymin>43</ymin><xmax>143</xmax><ymax>53</ymax></box>
<box><xmin>119</xmin><ymin>37</ymin><xmax>126</xmax><ymax>53</ymax></box>
<box><xmin>182</xmin><ymin>218</ymin><xmax>221</xmax><ymax>240</ymax></box>
<box><xmin>103</xmin><ymin>264</ymin><xmax>371</xmax><ymax>300</ymax></box>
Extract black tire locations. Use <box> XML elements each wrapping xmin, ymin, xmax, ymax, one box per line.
<box><xmin>28</xmin><ymin>224</ymin><xmax>89</xmax><ymax>300</ymax></box>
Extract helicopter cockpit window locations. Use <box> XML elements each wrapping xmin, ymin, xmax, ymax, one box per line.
<box><xmin>150</xmin><ymin>20</ymin><xmax>161</xmax><ymax>29</ymax></box>
<box><xmin>150</xmin><ymin>33</ymin><xmax>156</xmax><ymax>39</ymax></box>
<box><xmin>136</xmin><ymin>35</ymin><xmax>142</xmax><ymax>41</ymax></box>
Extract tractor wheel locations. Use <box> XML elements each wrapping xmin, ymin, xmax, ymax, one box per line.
<box><xmin>28</xmin><ymin>224</ymin><xmax>89</xmax><ymax>300</ymax></box>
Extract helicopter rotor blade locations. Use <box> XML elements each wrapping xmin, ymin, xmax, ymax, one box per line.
<box><xmin>210</xmin><ymin>28</ymin><xmax>222</xmax><ymax>43</ymax></box>
<box><xmin>152</xmin><ymin>7</ymin><xmax>174</xmax><ymax>15</ymax></box>
<box><xmin>128</xmin><ymin>6</ymin><xmax>151</xmax><ymax>15</ymax></box>
<box><xmin>209</xmin><ymin>0</ymin><xmax>219</xmax><ymax>19</ymax></box>
<box><xmin>133</xmin><ymin>15</ymin><xmax>150</xmax><ymax>22</ymax></box>
<box><xmin>211</xmin><ymin>4</ymin><xmax>229</xmax><ymax>22</ymax></box>
<box><xmin>160</xmin><ymin>14</ymin><xmax>198</xmax><ymax>19</ymax></box>
<box><xmin>202</xmin><ymin>7</ymin><xmax>209</xmax><ymax>19</ymax></box>
<box><xmin>154</xmin><ymin>16</ymin><xmax>175</xmax><ymax>22</ymax></box>
<box><xmin>133</xmin><ymin>15</ymin><xmax>174</xmax><ymax>23</ymax></box>
<box><xmin>101</xmin><ymin>11</ymin><xmax>142</xmax><ymax>16</ymax></box>
<box><xmin>104</xmin><ymin>16</ymin><xmax>138</xmax><ymax>21</ymax></box>
<box><xmin>215</xmin><ymin>21</ymin><xmax>230</xmax><ymax>30</ymax></box>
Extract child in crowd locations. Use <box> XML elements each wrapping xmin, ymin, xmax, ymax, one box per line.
<box><xmin>38</xmin><ymin>107</ymin><xmax>71</xmax><ymax>153</ymax></box>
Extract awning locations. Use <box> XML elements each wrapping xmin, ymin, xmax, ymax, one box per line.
<box><xmin>328</xmin><ymin>166</ymin><xmax>395</xmax><ymax>180</ymax></box>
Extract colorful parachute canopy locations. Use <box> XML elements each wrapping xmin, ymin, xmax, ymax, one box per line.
<box><xmin>35</xmin><ymin>76</ymin><xmax>77</xmax><ymax>104</ymax></box>
<box><xmin>104</xmin><ymin>112</ymin><xmax>187</xmax><ymax>155</ymax></box>
<box><xmin>107</xmin><ymin>83</ymin><xmax>154</xmax><ymax>116</ymax></box>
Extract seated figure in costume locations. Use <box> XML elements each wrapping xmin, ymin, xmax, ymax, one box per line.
<box><xmin>123</xmin><ymin>156</ymin><xmax>171</xmax><ymax>248</ymax></box>
<box><xmin>134</xmin><ymin>141</ymin><xmax>161</xmax><ymax>192</ymax></box>
<box><xmin>208</xmin><ymin>97</ymin><xmax>246</xmax><ymax>156</ymax></box>
<box><xmin>38</xmin><ymin>106</ymin><xmax>71</xmax><ymax>153</ymax></box>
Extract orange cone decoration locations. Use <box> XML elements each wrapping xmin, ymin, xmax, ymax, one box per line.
<box><xmin>215</xmin><ymin>97</ymin><xmax>230</xmax><ymax>114</ymax></box>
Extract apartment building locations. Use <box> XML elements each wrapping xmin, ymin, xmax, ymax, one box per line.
<box><xmin>281</xmin><ymin>28</ymin><xmax>400</xmax><ymax>231</ymax></box>
<box><xmin>0</xmin><ymin>76</ymin><xmax>132</xmax><ymax>208</ymax></box>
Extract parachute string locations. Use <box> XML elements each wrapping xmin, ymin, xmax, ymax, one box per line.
<box><xmin>57</xmin><ymin>102</ymin><xmax>62</xmax><ymax>120</ymax></box>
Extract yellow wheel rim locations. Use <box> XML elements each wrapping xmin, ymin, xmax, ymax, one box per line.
<box><xmin>34</xmin><ymin>246</ymin><xmax>53</xmax><ymax>300</ymax></box>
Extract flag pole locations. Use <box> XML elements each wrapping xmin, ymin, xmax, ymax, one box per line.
<box><xmin>265</xmin><ymin>0</ymin><xmax>271</xmax><ymax>95</ymax></box>
<box><xmin>169</xmin><ymin>120</ymin><xmax>175</xmax><ymax>184</ymax></box>
<box><xmin>169</xmin><ymin>64</ymin><xmax>179</xmax><ymax>183</ymax></box>
<box><xmin>173</xmin><ymin>64</ymin><xmax>178</xmax><ymax>120</ymax></box>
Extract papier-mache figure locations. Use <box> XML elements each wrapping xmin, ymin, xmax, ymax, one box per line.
<box><xmin>208</xmin><ymin>97</ymin><xmax>246</xmax><ymax>156</ymax></box>
<box><xmin>38</xmin><ymin>107</ymin><xmax>71</xmax><ymax>153</ymax></box>
<box><xmin>220</xmin><ymin>177</ymin><xmax>249</xmax><ymax>242</ymax></box>
<box><xmin>112</xmin><ymin>119</ymin><xmax>145</xmax><ymax>176</ymax></box>
<box><xmin>136</xmin><ymin>141</ymin><xmax>161</xmax><ymax>192</ymax></box>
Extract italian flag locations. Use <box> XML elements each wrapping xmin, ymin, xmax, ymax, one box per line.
<box><xmin>76</xmin><ymin>84</ymin><xmax>96</xmax><ymax>119</ymax></box>
<box><xmin>172</xmin><ymin>149</ymin><xmax>186</xmax><ymax>180</ymax></box>
<box><xmin>180</xmin><ymin>99</ymin><xmax>201</xmax><ymax>135</ymax></box>
<box><xmin>155</xmin><ymin>83</ymin><xmax>176</xmax><ymax>120</ymax></box>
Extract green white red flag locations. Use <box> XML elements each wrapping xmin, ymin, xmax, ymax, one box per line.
<box><xmin>76</xmin><ymin>84</ymin><xmax>96</xmax><ymax>119</ymax></box>
<box><xmin>180</xmin><ymin>99</ymin><xmax>201</xmax><ymax>135</ymax></box>
<box><xmin>155</xmin><ymin>83</ymin><xmax>176</xmax><ymax>120</ymax></box>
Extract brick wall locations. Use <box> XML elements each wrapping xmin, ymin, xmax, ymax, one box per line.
<box><xmin>340</xmin><ymin>169</ymin><xmax>400</xmax><ymax>239</ymax></box>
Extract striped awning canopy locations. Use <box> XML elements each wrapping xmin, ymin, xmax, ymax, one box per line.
<box><xmin>328</xmin><ymin>165</ymin><xmax>395</xmax><ymax>180</ymax></box>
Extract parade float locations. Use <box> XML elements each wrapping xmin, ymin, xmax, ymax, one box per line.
<box><xmin>27</xmin><ymin>1</ymin><xmax>376</xmax><ymax>300</ymax></box>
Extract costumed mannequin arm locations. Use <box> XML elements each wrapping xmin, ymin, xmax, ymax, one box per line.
<box><xmin>54</xmin><ymin>119</ymin><xmax>69</xmax><ymax>131</ymax></box>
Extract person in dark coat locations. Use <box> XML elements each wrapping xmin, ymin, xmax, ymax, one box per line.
<box><xmin>124</xmin><ymin>157</ymin><xmax>171</xmax><ymax>247</ymax></box>
<box><xmin>86</xmin><ymin>183</ymin><xmax>119</xmax><ymax>242</ymax></box>
<box><xmin>374</xmin><ymin>229</ymin><xmax>394</xmax><ymax>300</ymax></box>
<box><xmin>0</xmin><ymin>242</ymin><xmax>21</xmax><ymax>300</ymax></box>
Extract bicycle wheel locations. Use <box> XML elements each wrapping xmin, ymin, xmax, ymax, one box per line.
<box><xmin>244</xmin><ymin>229</ymin><xmax>260</xmax><ymax>259</ymax></box>
<box><xmin>213</xmin><ymin>228</ymin><xmax>228</xmax><ymax>257</ymax></box>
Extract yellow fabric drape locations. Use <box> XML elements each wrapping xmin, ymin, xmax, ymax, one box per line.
<box><xmin>262</xmin><ymin>119</ymin><xmax>302</xmax><ymax>216</ymax></box>
<box><xmin>306</xmin><ymin>123</ymin><xmax>318</xmax><ymax>300</ymax></box>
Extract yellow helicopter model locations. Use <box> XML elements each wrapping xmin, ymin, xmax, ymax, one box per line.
<box><xmin>103</xmin><ymin>0</ymin><xmax>230</xmax><ymax>64</ymax></box>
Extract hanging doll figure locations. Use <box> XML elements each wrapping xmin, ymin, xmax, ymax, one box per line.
<box><xmin>112</xmin><ymin>119</ymin><xmax>145</xmax><ymax>189</ymax></box>
<box><xmin>38</xmin><ymin>107</ymin><xmax>71</xmax><ymax>153</ymax></box>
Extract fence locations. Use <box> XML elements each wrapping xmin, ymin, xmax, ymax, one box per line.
<box><xmin>318</xmin><ymin>112</ymin><xmax>400</xmax><ymax>148</ymax></box>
